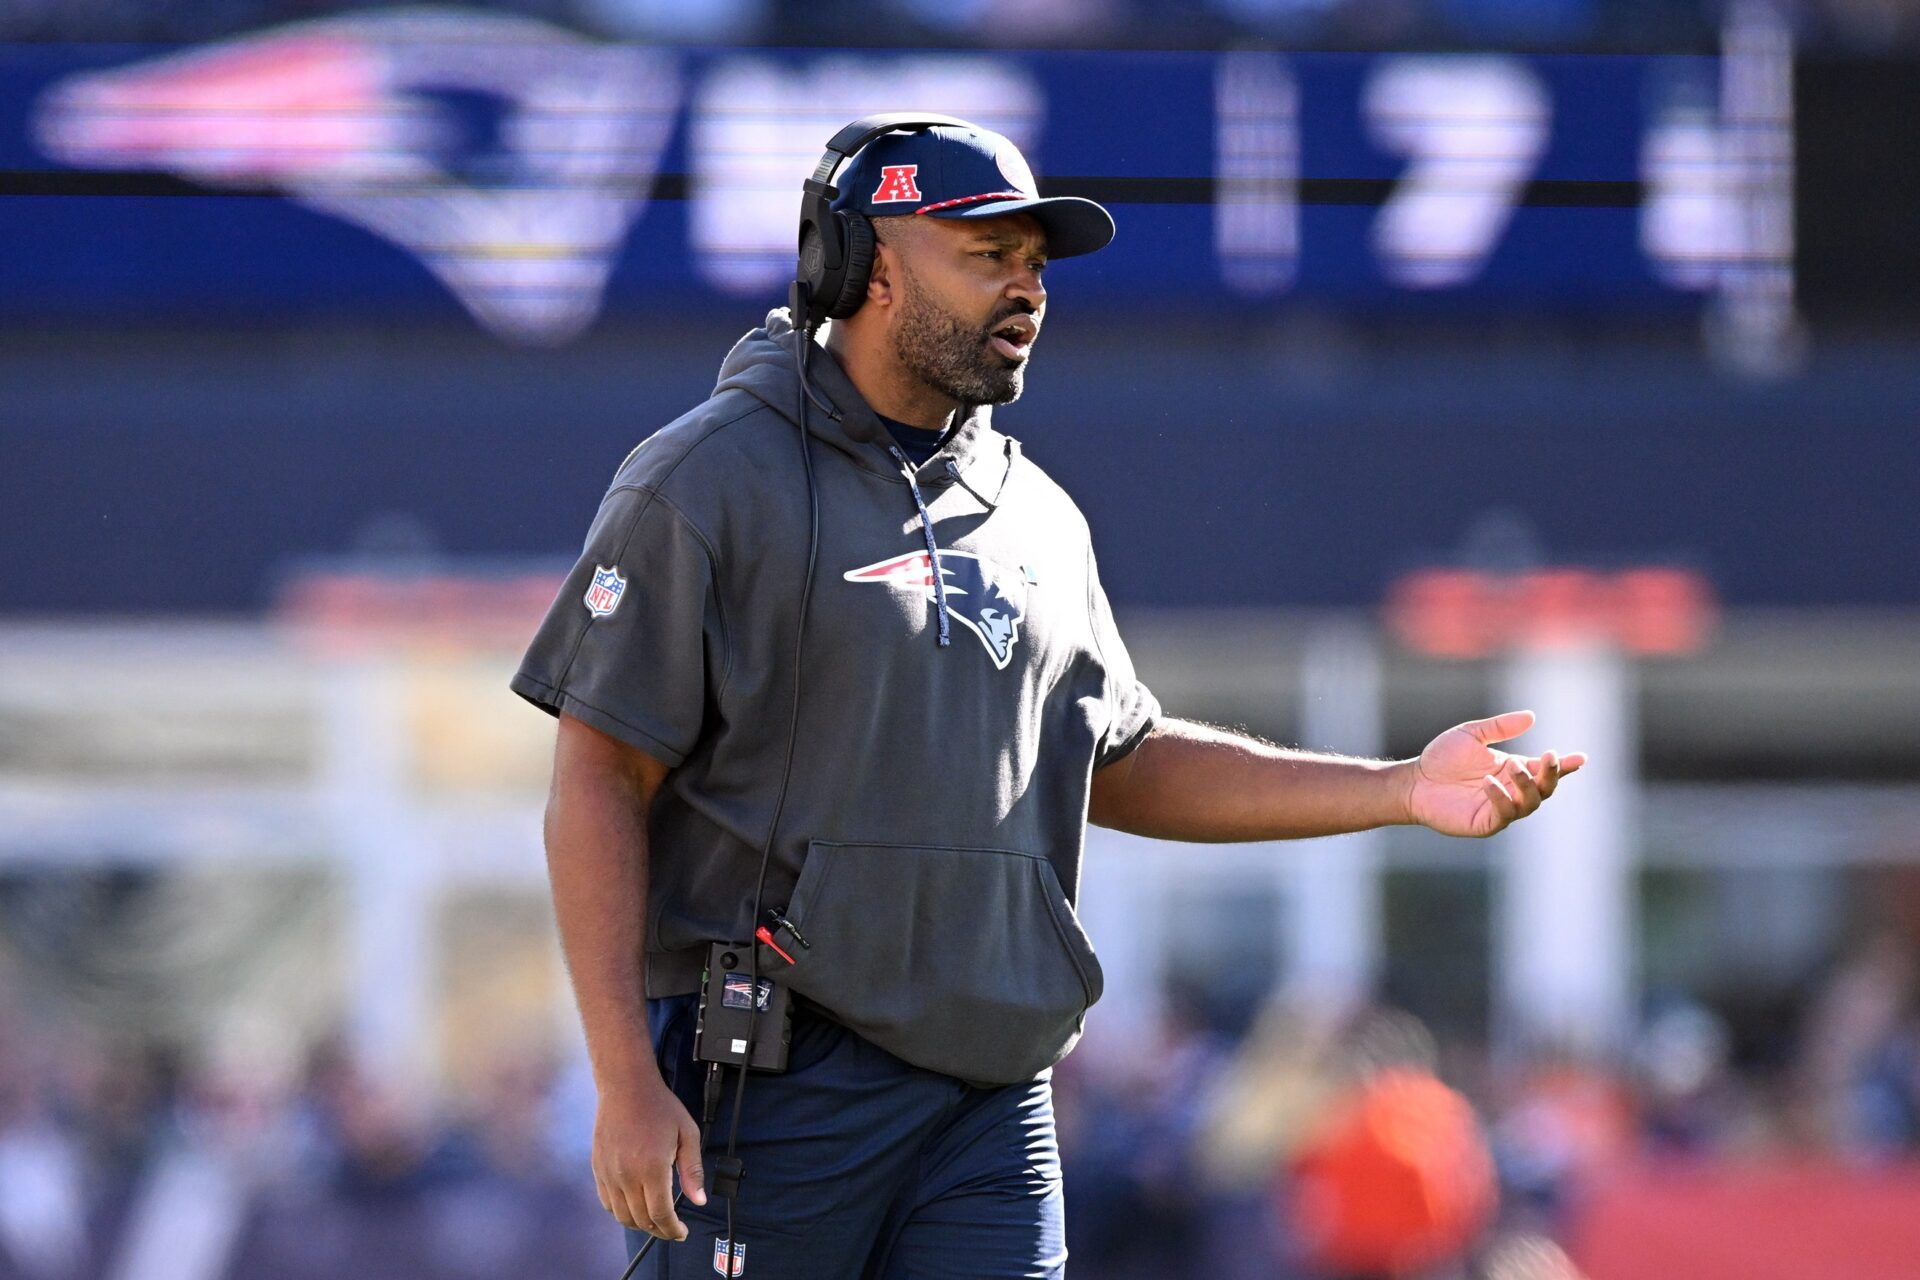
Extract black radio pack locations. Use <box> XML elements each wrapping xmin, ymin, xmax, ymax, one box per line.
<box><xmin>693</xmin><ymin>940</ymin><xmax>792</xmax><ymax>1072</ymax></box>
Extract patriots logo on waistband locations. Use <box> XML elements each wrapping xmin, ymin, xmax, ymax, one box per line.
<box><xmin>844</xmin><ymin>550</ymin><xmax>1028</xmax><ymax>669</ymax></box>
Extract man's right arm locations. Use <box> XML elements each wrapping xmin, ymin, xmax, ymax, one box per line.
<box><xmin>544</xmin><ymin>711</ymin><xmax>707</xmax><ymax>1241</ymax></box>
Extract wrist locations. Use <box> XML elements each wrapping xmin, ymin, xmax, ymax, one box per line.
<box><xmin>1383</xmin><ymin>757</ymin><xmax>1421</xmax><ymax>826</ymax></box>
<box><xmin>587</xmin><ymin>1033</ymin><xmax>665</xmax><ymax>1096</ymax></box>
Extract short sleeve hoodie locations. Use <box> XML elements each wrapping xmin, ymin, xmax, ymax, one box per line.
<box><xmin>512</xmin><ymin>307</ymin><xmax>1158</xmax><ymax>1086</ymax></box>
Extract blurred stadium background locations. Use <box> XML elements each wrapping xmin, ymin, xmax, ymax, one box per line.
<box><xmin>5</xmin><ymin>0</ymin><xmax>1920</xmax><ymax>1277</ymax></box>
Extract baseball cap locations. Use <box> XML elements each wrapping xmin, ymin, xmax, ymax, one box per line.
<box><xmin>829</xmin><ymin>124</ymin><xmax>1114</xmax><ymax>259</ymax></box>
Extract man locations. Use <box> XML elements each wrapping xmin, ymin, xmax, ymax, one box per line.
<box><xmin>512</xmin><ymin>121</ymin><xmax>1584</xmax><ymax>1279</ymax></box>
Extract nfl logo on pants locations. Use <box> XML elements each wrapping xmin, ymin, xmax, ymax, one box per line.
<box><xmin>713</xmin><ymin>1237</ymin><xmax>745</xmax><ymax>1277</ymax></box>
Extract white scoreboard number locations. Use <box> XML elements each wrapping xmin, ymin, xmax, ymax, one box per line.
<box><xmin>1362</xmin><ymin>57</ymin><xmax>1550</xmax><ymax>290</ymax></box>
<box><xmin>1215</xmin><ymin>52</ymin><xmax>1554</xmax><ymax>294</ymax></box>
<box><xmin>679</xmin><ymin>43</ymin><xmax>1790</xmax><ymax>310</ymax></box>
<box><xmin>1215</xmin><ymin>35</ymin><xmax>1792</xmax><ymax>307</ymax></box>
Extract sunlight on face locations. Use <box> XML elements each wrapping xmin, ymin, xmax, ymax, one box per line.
<box><xmin>875</xmin><ymin>213</ymin><xmax>1048</xmax><ymax>406</ymax></box>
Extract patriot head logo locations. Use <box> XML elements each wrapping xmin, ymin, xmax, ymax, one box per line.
<box><xmin>844</xmin><ymin>550</ymin><xmax>1028</xmax><ymax>669</ymax></box>
<box><xmin>870</xmin><ymin>164</ymin><xmax>922</xmax><ymax>204</ymax></box>
<box><xmin>32</xmin><ymin>10</ymin><xmax>679</xmax><ymax>346</ymax></box>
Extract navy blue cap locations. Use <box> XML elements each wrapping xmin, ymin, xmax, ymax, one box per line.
<box><xmin>828</xmin><ymin>124</ymin><xmax>1114</xmax><ymax>259</ymax></box>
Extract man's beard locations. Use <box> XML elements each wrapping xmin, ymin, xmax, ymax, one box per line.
<box><xmin>889</xmin><ymin>262</ymin><xmax>1027</xmax><ymax>407</ymax></box>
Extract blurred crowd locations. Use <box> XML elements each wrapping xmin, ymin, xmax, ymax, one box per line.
<box><xmin>3</xmin><ymin>928</ymin><xmax>1920</xmax><ymax>1280</ymax></box>
<box><xmin>4</xmin><ymin>0</ymin><xmax>1918</xmax><ymax>53</ymax></box>
<box><xmin>0</xmin><ymin>1023</ymin><xmax>614</xmax><ymax>1280</ymax></box>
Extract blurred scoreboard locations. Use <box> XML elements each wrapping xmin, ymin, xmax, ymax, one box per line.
<box><xmin>0</xmin><ymin>13</ymin><xmax>1789</xmax><ymax>341</ymax></box>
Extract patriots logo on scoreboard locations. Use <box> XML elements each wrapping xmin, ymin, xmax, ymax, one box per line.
<box><xmin>844</xmin><ymin>550</ymin><xmax>1028</xmax><ymax>669</ymax></box>
<box><xmin>713</xmin><ymin>1237</ymin><xmax>745</xmax><ymax>1277</ymax></box>
<box><xmin>584</xmin><ymin>564</ymin><xmax>626</xmax><ymax>618</ymax></box>
<box><xmin>31</xmin><ymin>10</ymin><xmax>678</xmax><ymax>345</ymax></box>
<box><xmin>870</xmin><ymin>164</ymin><xmax>922</xmax><ymax>204</ymax></box>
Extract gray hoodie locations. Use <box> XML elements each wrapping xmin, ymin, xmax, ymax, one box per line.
<box><xmin>512</xmin><ymin>307</ymin><xmax>1158</xmax><ymax>1086</ymax></box>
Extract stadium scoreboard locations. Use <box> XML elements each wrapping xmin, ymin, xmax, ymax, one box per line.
<box><xmin>1</xmin><ymin>22</ymin><xmax>1791</xmax><ymax>342</ymax></box>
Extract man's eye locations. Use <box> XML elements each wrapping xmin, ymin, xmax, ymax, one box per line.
<box><xmin>976</xmin><ymin>249</ymin><xmax>1046</xmax><ymax>273</ymax></box>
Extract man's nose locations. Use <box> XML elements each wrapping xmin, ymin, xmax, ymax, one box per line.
<box><xmin>1008</xmin><ymin>267</ymin><xmax>1045</xmax><ymax>312</ymax></box>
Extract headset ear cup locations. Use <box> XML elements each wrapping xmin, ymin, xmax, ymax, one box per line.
<box><xmin>824</xmin><ymin>212</ymin><xmax>875</xmax><ymax>319</ymax></box>
<box><xmin>796</xmin><ymin>208</ymin><xmax>832</xmax><ymax>328</ymax></box>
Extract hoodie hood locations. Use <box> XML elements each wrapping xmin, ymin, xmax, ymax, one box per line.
<box><xmin>713</xmin><ymin>306</ymin><xmax>1007</xmax><ymax>486</ymax></box>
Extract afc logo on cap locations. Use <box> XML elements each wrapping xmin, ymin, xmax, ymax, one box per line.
<box><xmin>871</xmin><ymin>164</ymin><xmax>922</xmax><ymax>204</ymax></box>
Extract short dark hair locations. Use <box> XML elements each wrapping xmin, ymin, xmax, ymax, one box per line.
<box><xmin>869</xmin><ymin>214</ymin><xmax>920</xmax><ymax>247</ymax></box>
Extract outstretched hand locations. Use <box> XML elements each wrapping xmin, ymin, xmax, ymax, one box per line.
<box><xmin>1400</xmin><ymin>710</ymin><xmax>1586</xmax><ymax>839</ymax></box>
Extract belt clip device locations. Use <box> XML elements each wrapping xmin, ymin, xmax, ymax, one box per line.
<box><xmin>694</xmin><ymin>940</ymin><xmax>792</xmax><ymax>1073</ymax></box>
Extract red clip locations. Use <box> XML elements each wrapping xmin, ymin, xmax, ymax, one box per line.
<box><xmin>755</xmin><ymin>925</ymin><xmax>796</xmax><ymax>966</ymax></box>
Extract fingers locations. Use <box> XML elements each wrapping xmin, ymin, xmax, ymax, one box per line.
<box><xmin>1482</xmin><ymin>771</ymin><xmax>1519</xmax><ymax>827</ymax></box>
<box><xmin>598</xmin><ymin>1155</ymin><xmax>683</xmax><ymax>1239</ymax></box>
<box><xmin>1530</xmin><ymin>751</ymin><xmax>1560</xmax><ymax>798</ymax></box>
<box><xmin>1529</xmin><ymin>749</ymin><xmax>1588</xmax><ymax>797</ymax></box>
<box><xmin>1462</xmin><ymin>708</ymin><xmax>1536</xmax><ymax>747</ymax></box>
<box><xmin>676</xmin><ymin>1114</ymin><xmax>708</xmax><ymax>1208</ymax></box>
<box><xmin>605</xmin><ymin>1179</ymin><xmax>645</xmax><ymax>1235</ymax></box>
<box><xmin>1465</xmin><ymin>747</ymin><xmax>1591</xmax><ymax>838</ymax></box>
<box><xmin>1504</xmin><ymin>757</ymin><xmax>1542</xmax><ymax>813</ymax></box>
<box><xmin>594</xmin><ymin>1169</ymin><xmax>636</xmax><ymax>1232</ymax></box>
<box><xmin>1530</xmin><ymin>749</ymin><xmax>1587</xmax><ymax>797</ymax></box>
<box><xmin>640</xmin><ymin>1159</ymin><xmax>689</xmax><ymax>1241</ymax></box>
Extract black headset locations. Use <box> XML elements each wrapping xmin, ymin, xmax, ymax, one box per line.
<box><xmin>789</xmin><ymin>112</ymin><xmax>981</xmax><ymax>331</ymax></box>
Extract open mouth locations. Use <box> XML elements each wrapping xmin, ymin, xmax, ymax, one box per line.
<box><xmin>987</xmin><ymin>314</ymin><xmax>1037</xmax><ymax>362</ymax></box>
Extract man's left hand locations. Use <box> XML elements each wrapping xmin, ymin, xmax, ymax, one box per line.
<box><xmin>1397</xmin><ymin>709</ymin><xmax>1586</xmax><ymax>838</ymax></box>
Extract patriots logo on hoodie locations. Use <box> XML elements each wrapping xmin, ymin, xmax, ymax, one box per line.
<box><xmin>844</xmin><ymin>550</ymin><xmax>1029</xmax><ymax>669</ymax></box>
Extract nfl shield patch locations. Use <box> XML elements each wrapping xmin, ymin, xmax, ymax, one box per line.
<box><xmin>584</xmin><ymin>564</ymin><xmax>626</xmax><ymax>617</ymax></box>
<box><xmin>712</xmin><ymin>1237</ymin><xmax>745</xmax><ymax>1277</ymax></box>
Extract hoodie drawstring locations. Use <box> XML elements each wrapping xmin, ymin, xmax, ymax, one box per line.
<box><xmin>888</xmin><ymin>444</ymin><xmax>951</xmax><ymax>648</ymax></box>
<box><xmin>943</xmin><ymin>459</ymin><xmax>997</xmax><ymax>512</ymax></box>
<box><xmin>943</xmin><ymin>437</ymin><xmax>1017</xmax><ymax>512</ymax></box>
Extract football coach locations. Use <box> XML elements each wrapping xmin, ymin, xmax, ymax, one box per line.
<box><xmin>512</xmin><ymin>115</ymin><xmax>1585</xmax><ymax>1279</ymax></box>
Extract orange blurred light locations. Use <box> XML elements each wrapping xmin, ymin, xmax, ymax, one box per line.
<box><xmin>1384</xmin><ymin>566</ymin><xmax>1716</xmax><ymax>659</ymax></box>
<box><xmin>1289</xmin><ymin>1068</ymin><xmax>1499</xmax><ymax>1277</ymax></box>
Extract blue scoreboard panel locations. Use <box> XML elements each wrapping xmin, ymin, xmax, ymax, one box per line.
<box><xmin>0</xmin><ymin>14</ymin><xmax>1784</xmax><ymax>342</ymax></box>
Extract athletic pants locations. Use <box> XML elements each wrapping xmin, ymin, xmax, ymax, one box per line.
<box><xmin>623</xmin><ymin>992</ymin><xmax>1068</xmax><ymax>1278</ymax></box>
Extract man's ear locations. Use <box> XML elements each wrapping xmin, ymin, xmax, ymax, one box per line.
<box><xmin>865</xmin><ymin>237</ymin><xmax>897</xmax><ymax>309</ymax></box>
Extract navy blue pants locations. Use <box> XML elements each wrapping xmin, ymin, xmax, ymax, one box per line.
<box><xmin>621</xmin><ymin>993</ymin><xmax>1067</xmax><ymax>1279</ymax></box>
